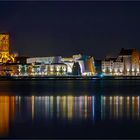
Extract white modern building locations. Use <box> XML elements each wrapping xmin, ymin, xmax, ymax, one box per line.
<box><xmin>61</xmin><ymin>57</ymin><xmax>74</xmax><ymax>73</ymax></box>
<box><xmin>27</xmin><ymin>56</ymin><xmax>62</xmax><ymax>64</ymax></box>
<box><xmin>26</xmin><ymin>56</ymin><xmax>67</xmax><ymax>76</ymax></box>
<box><xmin>29</xmin><ymin>63</ymin><xmax>67</xmax><ymax>76</ymax></box>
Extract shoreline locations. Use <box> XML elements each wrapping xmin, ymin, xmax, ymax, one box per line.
<box><xmin>0</xmin><ymin>75</ymin><xmax>140</xmax><ymax>80</ymax></box>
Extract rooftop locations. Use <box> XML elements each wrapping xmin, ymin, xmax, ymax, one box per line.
<box><xmin>119</xmin><ymin>48</ymin><xmax>134</xmax><ymax>55</ymax></box>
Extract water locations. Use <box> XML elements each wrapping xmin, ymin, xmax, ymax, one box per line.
<box><xmin>0</xmin><ymin>79</ymin><xmax>140</xmax><ymax>138</ymax></box>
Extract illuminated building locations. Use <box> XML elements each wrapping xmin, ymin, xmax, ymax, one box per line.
<box><xmin>119</xmin><ymin>48</ymin><xmax>140</xmax><ymax>75</ymax></box>
<box><xmin>0</xmin><ymin>58</ymin><xmax>67</xmax><ymax>76</ymax></box>
<box><xmin>61</xmin><ymin>57</ymin><xmax>74</xmax><ymax>74</ymax></box>
<box><xmin>0</xmin><ymin>63</ymin><xmax>30</xmax><ymax>76</ymax></box>
<box><xmin>26</xmin><ymin>56</ymin><xmax>67</xmax><ymax>76</ymax></box>
<box><xmin>0</xmin><ymin>33</ymin><xmax>15</xmax><ymax>63</ymax></box>
<box><xmin>77</xmin><ymin>60</ymin><xmax>85</xmax><ymax>74</ymax></box>
<box><xmin>113</xmin><ymin>57</ymin><xmax>124</xmax><ymax>75</ymax></box>
<box><xmin>72</xmin><ymin>54</ymin><xmax>83</xmax><ymax>72</ymax></box>
<box><xmin>73</xmin><ymin>54</ymin><xmax>82</xmax><ymax>61</ymax></box>
<box><xmin>62</xmin><ymin>56</ymin><xmax>87</xmax><ymax>75</ymax></box>
<box><xmin>102</xmin><ymin>56</ymin><xmax>124</xmax><ymax>76</ymax></box>
<box><xmin>29</xmin><ymin>63</ymin><xmax>67</xmax><ymax>76</ymax></box>
<box><xmin>35</xmin><ymin>54</ymin><xmax>95</xmax><ymax>75</ymax></box>
<box><xmin>101</xmin><ymin>57</ymin><xmax>116</xmax><ymax>75</ymax></box>
<box><xmin>84</xmin><ymin>56</ymin><xmax>95</xmax><ymax>76</ymax></box>
<box><xmin>102</xmin><ymin>57</ymin><xmax>124</xmax><ymax>75</ymax></box>
<box><xmin>101</xmin><ymin>48</ymin><xmax>140</xmax><ymax>76</ymax></box>
<box><xmin>61</xmin><ymin>54</ymin><xmax>96</xmax><ymax>76</ymax></box>
<box><xmin>27</xmin><ymin>56</ymin><xmax>62</xmax><ymax>64</ymax></box>
<box><xmin>72</xmin><ymin>54</ymin><xmax>95</xmax><ymax>76</ymax></box>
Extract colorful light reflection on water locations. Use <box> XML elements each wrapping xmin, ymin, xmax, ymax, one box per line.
<box><xmin>0</xmin><ymin>95</ymin><xmax>140</xmax><ymax>137</ymax></box>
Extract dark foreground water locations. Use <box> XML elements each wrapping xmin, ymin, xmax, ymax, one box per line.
<box><xmin>0</xmin><ymin>79</ymin><xmax>140</xmax><ymax>138</ymax></box>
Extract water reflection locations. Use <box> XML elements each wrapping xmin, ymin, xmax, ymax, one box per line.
<box><xmin>0</xmin><ymin>96</ymin><xmax>9</xmax><ymax>137</ymax></box>
<box><xmin>1</xmin><ymin>95</ymin><xmax>140</xmax><ymax>137</ymax></box>
<box><xmin>101</xmin><ymin>96</ymin><xmax>140</xmax><ymax>120</ymax></box>
<box><xmin>32</xmin><ymin>96</ymin><xmax>34</xmax><ymax>120</ymax></box>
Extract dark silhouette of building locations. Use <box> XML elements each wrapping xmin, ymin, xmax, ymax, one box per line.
<box><xmin>94</xmin><ymin>59</ymin><xmax>102</xmax><ymax>74</ymax></box>
<box><xmin>72</xmin><ymin>62</ymin><xmax>81</xmax><ymax>75</ymax></box>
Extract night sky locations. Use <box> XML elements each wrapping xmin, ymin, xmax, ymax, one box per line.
<box><xmin>0</xmin><ymin>1</ymin><xmax>140</xmax><ymax>59</ymax></box>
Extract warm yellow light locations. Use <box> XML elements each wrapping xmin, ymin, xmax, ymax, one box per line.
<box><xmin>120</xmin><ymin>96</ymin><xmax>123</xmax><ymax>100</ymax></box>
<box><xmin>50</xmin><ymin>96</ymin><xmax>53</xmax><ymax>100</ymax></box>
<box><xmin>0</xmin><ymin>96</ymin><xmax>9</xmax><ymax>136</ymax></box>
<box><xmin>132</xmin><ymin>96</ymin><xmax>135</xmax><ymax>100</ymax></box>
<box><xmin>102</xmin><ymin>69</ymin><xmax>105</xmax><ymax>72</ymax></box>
<box><xmin>120</xmin><ymin>69</ymin><xmax>123</xmax><ymax>73</ymax></box>
<box><xmin>32</xmin><ymin>96</ymin><xmax>34</xmax><ymax>120</ymax></box>
<box><xmin>50</xmin><ymin>68</ymin><xmax>54</xmax><ymax>72</ymax></box>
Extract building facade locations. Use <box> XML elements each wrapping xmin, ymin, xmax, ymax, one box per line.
<box><xmin>61</xmin><ymin>57</ymin><xmax>74</xmax><ymax>74</ymax></box>
<box><xmin>0</xmin><ymin>34</ymin><xmax>15</xmax><ymax>63</ymax></box>
<box><xmin>119</xmin><ymin>48</ymin><xmax>140</xmax><ymax>75</ymax></box>
<box><xmin>0</xmin><ymin>63</ymin><xmax>29</xmax><ymax>76</ymax></box>
<box><xmin>72</xmin><ymin>54</ymin><xmax>95</xmax><ymax>76</ymax></box>
<box><xmin>61</xmin><ymin>54</ymin><xmax>95</xmax><ymax>76</ymax></box>
<box><xmin>102</xmin><ymin>57</ymin><xmax>116</xmax><ymax>75</ymax></box>
<box><xmin>101</xmin><ymin>48</ymin><xmax>140</xmax><ymax>76</ymax></box>
<box><xmin>27</xmin><ymin>57</ymin><xmax>67</xmax><ymax>76</ymax></box>
<box><xmin>27</xmin><ymin>56</ymin><xmax>62</xmax><ymax>64</ymax></box>
<box><xmin>30</xmin><ymin>63</ymin><xmax>67</xmax><ymax>76</ymax></box>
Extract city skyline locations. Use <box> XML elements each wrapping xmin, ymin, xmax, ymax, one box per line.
<box><xmin>1</xmin><ymin>1</ymin><xmax>140</xmax><ymax>139</ymax></box>
<box><xmin>0</xmin><ymin>1</ymin><xmax>140</xmax><ymax>58</ymax></box>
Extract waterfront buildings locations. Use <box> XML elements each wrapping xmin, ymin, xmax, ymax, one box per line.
<box><xmin>29</xmin><ymin>63</ymin><xmax>67</xmax><ymax>76</ymax></box>
<box><xmin>0</xmin><ymin>63</ymin><xmax>29</xmax><ymax>76</ymax></box>
<box><xmin>1</xmin><ymin>33</ymin><xmax>140</xmax><ymax>76</ymax></box>
<box><xmin>26</xmin><ymin>55</ymin><xmax>95</xmax><ymax>76</ymax></box>
<box><xmin>102</xmin><ymin>48</ymin><xmax>140</xmax><ymax>76</ymax></box>
<box><xmin>61</xmin><ymin>57</ymin><xmax>74</xmax><ymax>74</ymax></box>
<box><xmin>26</xmin><ymin>56</ymin><xmax>67</xmax><ymax>76</ymax></box>
<box><xmin>0</xmin><ymin>33</ymin><xmax>122</xmax><ymax>76</ymax></box>
<box><xmin>0</xmin><ymin>62</ymin><xmax>67</xmax><ymax>77</ymax></box>
<box><xmin>119</xmin><ymin>48</ymin><xmax>140</xmax><ymax>75</ymax></box>
<box><xmin>77</xmin><ymin>55</ymin><xmax>95</xmax><ymax>76</ymax></box>
<box><xmin>61</xmin><ymin>54</ymin><xmax>95</xmax><ymax>76</ymax></box>
<box><xmin>102</xmin><ymin>57</ymin><xmax>114</xmax><ymax>75</ymax></box>
<box><xmin>102</xmin><ymin>57</ymin><xmax>124</xmax><ymax>75</ymax></box>
<box><xmin>27</xmin><ymin>56</ymin><xmax>62</xmax><ymax>64</ymax></box>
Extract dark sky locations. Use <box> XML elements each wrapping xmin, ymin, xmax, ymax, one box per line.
<box><xmin>0</xmin><ymin>1</ymin><xmax>140</xmax><ymax>59</ymax></box>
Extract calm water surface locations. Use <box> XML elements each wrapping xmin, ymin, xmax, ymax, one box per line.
<box><xmin>0</xmin><ymin>79</ymin><xmax>140</xmax><ymax>138</ymax></box>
